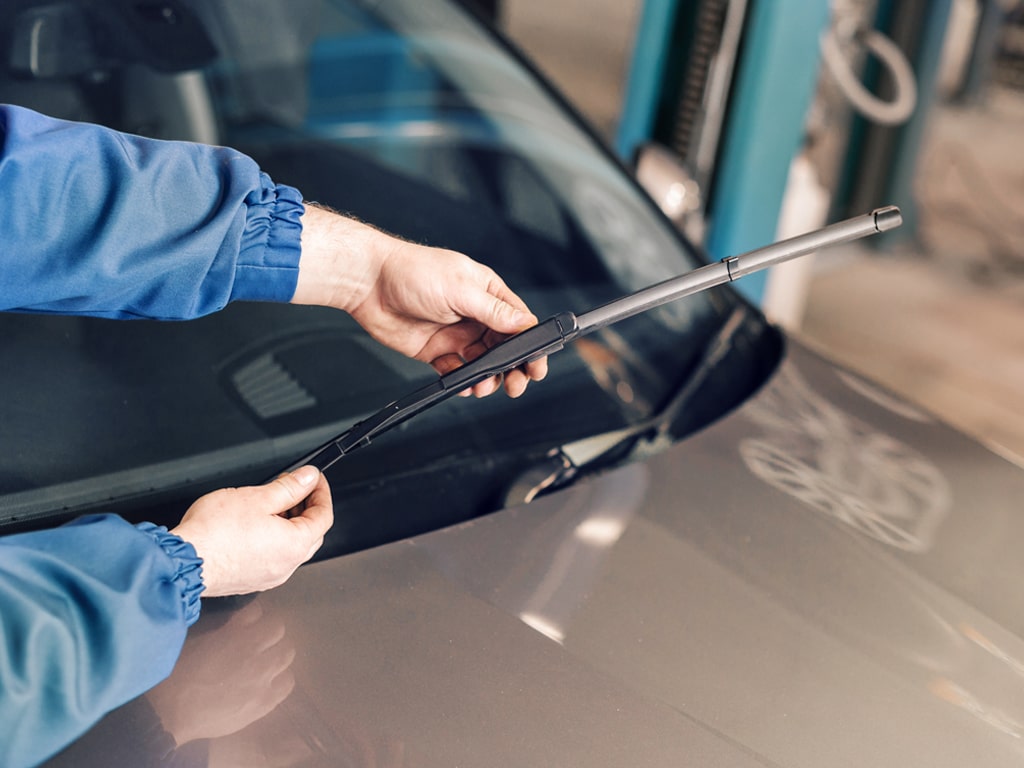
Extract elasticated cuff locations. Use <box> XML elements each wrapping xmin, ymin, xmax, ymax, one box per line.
<box><xmin>135</xmin><ymin>523</ymin><xmax>205</xmax><ymax>627</ymax></box>
<box><xmin>230</xmin><ymin>175</ymin><xmax>305</xmax><ymax>305</ymax></box>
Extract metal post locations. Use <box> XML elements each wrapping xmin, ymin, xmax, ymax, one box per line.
<box><xmin>615</xmin><ymin>0</ymin><xmax>680</xmax><ymax>160</ymax></box>
<box><xmin>702</xmin><ymin>0</ymin><xmax>832</xmax><ymax>303</ymax></box>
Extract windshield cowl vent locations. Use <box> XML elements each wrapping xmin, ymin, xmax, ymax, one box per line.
<box><xmin>231</xmin><ymin>353</ymin><xmax>316</xmax><ymax>420</ymax></box>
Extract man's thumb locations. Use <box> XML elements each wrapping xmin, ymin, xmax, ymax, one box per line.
<box><xmin>264</xmin><ymin>466</ymin><xmax>320</xmax><ymax>511</ymax></box>
<box><xmin>475</xmin><ymin>293</ymin><xmax>536</xmax><ymax>335</ymax></box>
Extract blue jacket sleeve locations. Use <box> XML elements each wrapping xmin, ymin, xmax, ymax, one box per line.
<box><xmin>0</xmin><ymin>515</ymin><xmax>204</xmax><ymax>768</ymax></box>
<box><xmin>0</xmin><ymin>104</ymin><xmax>304</xmax><ymax>319</ymax></box>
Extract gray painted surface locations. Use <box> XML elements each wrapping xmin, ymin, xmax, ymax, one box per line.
<box><xmin>52</xmin><ymin>340</ymin><xmax>1024</xmax><ymax>765</ymax></box>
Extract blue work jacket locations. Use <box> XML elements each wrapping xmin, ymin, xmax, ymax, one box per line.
<box><xmin>0</xmin><ymin>104</ymin><xmax>305</xmax><ymax>767</ymax></box>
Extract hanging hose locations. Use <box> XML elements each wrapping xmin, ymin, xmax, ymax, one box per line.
<box><xmin>821</xmin><ymin>26</ymin><xmax>918</xmax><ymax>125</ymax></box>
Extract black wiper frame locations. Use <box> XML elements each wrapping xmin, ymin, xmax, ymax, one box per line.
<box><xmin>283</xmin><ymin>206</ymin><xmax>902</xmax><ymax>474</ymax></box>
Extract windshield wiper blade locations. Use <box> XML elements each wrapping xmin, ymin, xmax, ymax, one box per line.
<box><xmin>282</xmin><ymin>206</ymin><xmax>902</xmax><ymax>474</ymax></box>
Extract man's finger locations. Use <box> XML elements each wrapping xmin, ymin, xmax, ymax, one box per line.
<box><xmin>470</xmin><ymin>375</ymin><xmax>502</xmax><ymax>398</ymax></box>
<box><xmin>430</xmin><ymin>352</ymin><xmax>466</xmax><ymax>376</ymax></box>
<box><xmin>503</xmin><ymin>368</ymin><xmax>530</xmax><ymax>398</ymax></box>
<box><xmin>525</xmin><ymin>356</ymin><xmax>548</xmax><ymax>382</ymax></box>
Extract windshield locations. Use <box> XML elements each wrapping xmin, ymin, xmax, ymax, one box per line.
<box><xmin>0</xmin><ymin>0</ymin><xmax>775</xmax><ymax>543</ymax></box>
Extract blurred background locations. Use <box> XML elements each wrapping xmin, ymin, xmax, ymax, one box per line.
<box><xmin>467</xmin><ymin>0</ymin><xmax>1024</xmax><ymax>460</ymax></box>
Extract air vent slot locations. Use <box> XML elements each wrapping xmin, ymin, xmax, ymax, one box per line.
<box><xmin>231</xmin><ymin>353</ymin><xmax>317</xmax><ymax>419</ymax></box>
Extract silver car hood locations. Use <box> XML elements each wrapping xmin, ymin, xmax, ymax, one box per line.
<box><xmin>54</xmin><ymin>340</ymin><xmax>1024</xmax><ymax>766</ymax></box>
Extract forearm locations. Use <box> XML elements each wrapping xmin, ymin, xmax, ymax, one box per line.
<box><xmin>0</xmin><ymin>104</ymin><xmax>303</xmax><ymax>319</ymax></box>
<box><xmin>0</xmin><ymin>515</ymin><xmax>203</xmax><ymax>768</ymax></box>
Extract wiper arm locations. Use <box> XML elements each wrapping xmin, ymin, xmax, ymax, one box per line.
<box><xmin>502</xmin><ymin>305</ymin><xmax>753</xmax><ymax>506</ymax></box>
<box><xmin>282</xmin><ymin>206</ymin><xmax>902</xmax><ymax>474</ymax></box>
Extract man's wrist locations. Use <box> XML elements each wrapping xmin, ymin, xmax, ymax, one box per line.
<box><xmin>292</xmin><ymin>203</ymin><xmax>386</xmax><ymax>314</ymax></box>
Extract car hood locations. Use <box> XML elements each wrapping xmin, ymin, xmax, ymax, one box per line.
<box><xmin>52</xmin><ymin>339</ymin><xmax>1024</xmax><ymax>766</ymax></box>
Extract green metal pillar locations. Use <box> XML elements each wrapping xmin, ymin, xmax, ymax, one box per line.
<box><xmin>616</xmin><ymin>0</ymin><xmax>680</xmax><ymax>161</ymax></box>
<box><xmin>701</xmin><ymin>0</ymin><xmax>831</xmax><ymax>303</ymax></box>
<box><xmin>617</xmin><ymin>0</ymin><xmax>831</xmax><ymax>304</ymax></box>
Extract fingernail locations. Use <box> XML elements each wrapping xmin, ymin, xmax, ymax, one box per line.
<box><xmin>294</xmin><ymin>466</ymin><xmax>320</xmax><ymax>486</ymax></box>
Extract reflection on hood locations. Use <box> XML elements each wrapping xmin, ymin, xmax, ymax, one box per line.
<box><xmin>740</xmin><ymin>364</ymin><xmax>950</xmax><ymax>553</ymax></box>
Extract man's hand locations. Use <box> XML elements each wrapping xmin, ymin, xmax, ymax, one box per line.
<box><xmin>292</xmin><ymin>204</ymin><xmax>548</xmax><ymax>398</ymax></box>
<box><xmin>172</xmin><ymin>466</ymin><xmax>333</xmax><ymax>597</ymax></box>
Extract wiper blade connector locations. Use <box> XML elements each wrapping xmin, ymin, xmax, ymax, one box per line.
<box><xmin>283</xmin><ymin>206</ymin><xmax>901</xmax><ymax>475</ymax></box>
